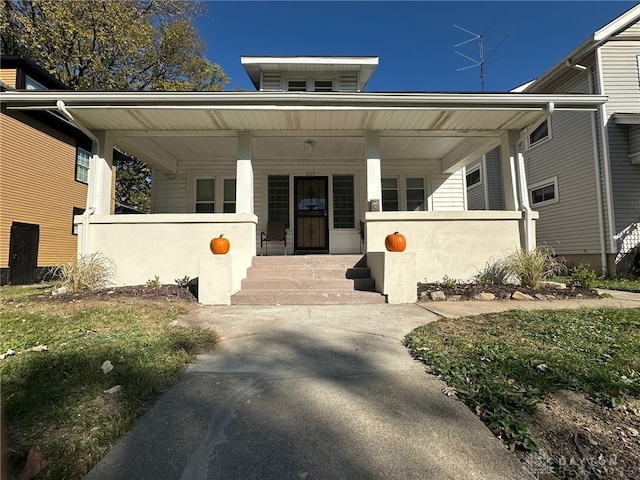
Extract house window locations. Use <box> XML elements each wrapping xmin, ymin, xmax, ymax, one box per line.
<box><xmin>71</xmin><ymin>207</ymin><xmax>84</xmax><ymax>235</ymax></box>
<box><xmin>406</xmin><ymin>178</ymin><xmax>425</xmax><ymax>211</ymax></box>
<box><xmin>466</xmin><ymin>166</ymin><xmax>481</xmax><ymax>188</ymax></box>
<box><xmin>527</xmin><ymin>119</ymin><xmax>551</xmax><ymax>148</ymax></box>
<box><xmin>288</xmin><ymin>80</ymin><xmax>307</xmax><ymax>92</ymax></box>
<box><xmin>381</xmin><ymin>178</ymin><xmax>399</xmax><ymax>211</ymax></box>
<box><xmin>268</xmin><ymin>175</ymin><xmax>290</xmax><ymax>228</ymax></box>
<box><xmin>25</xmin><ymin>75</ymin><xmax>46</xmax><ymax>90</ymax></box>
<box><xmin>314</xmin><ymin>80</ymin><xmax>333</xmax><ymax>92</ymax></box>
<box><xmin>529</xmin><ymin>177</ymin><xmax>559</xmax><ymax>206</ymax></box>
<box><xmin>223</xmin><ymin>178</ymin><xmax>236</xmax><ymax>213</ymax></box>
<box><xmin>75</xmin><ymin>147</ymin><xmax>90</xmax><ymax>183</ymax></box>
<box><xmin>332</xmin><ymin>175</ymin><xmax>354</xmax><ymax>228</ymax></box>
<box><xmin>195</xmin><ymin>179</ymin><xmax>215</xmax><ymax>212</ymax></box>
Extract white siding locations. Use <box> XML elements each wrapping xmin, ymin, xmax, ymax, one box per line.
<box><xmin>431</xmin><ymin>170</ymin><xmax>465</xmax><ymax>211</ymax></box>
<box><xmin>600</xmin><ymin>41</ymin><xmax>640</xmax><ymax>252</ymax></box>
<box><xmin>485</xmin><ymin>148</ymin><xmax>505</xmax><ymax>210</ymax></box>
<box><xmin>466</xmin><ymin>159</ymin><xmax>486</xmax><ymax>210</ymax></box>
<box><xmin>525</xmin><ymin>110</ymin><xmax>602</xmax><ymax>254</ymax></box>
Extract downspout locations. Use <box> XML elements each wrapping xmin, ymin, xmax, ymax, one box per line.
<box><xmin>56</xmin><ymin>100</ymin><xmax>100</xmax><ymax>256</ymax></box>
<box><xmin>518</xmin><ymin>102</ymin><xmax>555</xmax><ymax>252</ymax></box>
<box><xmin>586</xmin><ymin>67</ymin><xmax>609</xmax><ymax>276</ymax></box>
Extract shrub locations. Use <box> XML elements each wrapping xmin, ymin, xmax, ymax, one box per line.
<box><xmin>503</xmin><ymin>246</ymin><xmax>565</xmax><ymax>289</ymax></box>
<box><xmin>475</xmin><ymin>257</ymin><xmax>513</xmax><ymax>286</ymax></box>
<box><xmin>146</xmin><ymin>275</ymin><xmax>161</xmax><ymax>288</ymax></box>
<box><xmin>567</xmin><ymin>263</ymin><xmax>597</xmax><ymax>289</ymax></box>
<box><xmin>439</xmin><ymin>275</ymin><xmax>458</xmax><ymax>288</ymax></box>
<box><xmin>53</xmin><ymin>253</ymin><xmax>115</xmax><ymax>291</ymax></box>
<box><xmin>175</xmin><ymin>276</ymin><xmax>191</xmax><ymax>288</ymax></box>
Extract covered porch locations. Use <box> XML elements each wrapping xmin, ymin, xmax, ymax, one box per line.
<box><xmin>2</xmin><ymin>91</ymin><xmax>605</xmax><ymax>303</ymax></box>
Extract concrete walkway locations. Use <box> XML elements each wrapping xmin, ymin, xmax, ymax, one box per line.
<box><xmin>84</xmin><ymin>292</ymin><xmax>639</xmax><ymax>480</ymax></box>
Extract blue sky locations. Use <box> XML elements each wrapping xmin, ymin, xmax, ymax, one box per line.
<box><xmin>197</xmin><ymin>1</ymin><xmax>638</xmax><ymax>92</ymax></box>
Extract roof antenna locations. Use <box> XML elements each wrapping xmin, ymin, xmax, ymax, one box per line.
<box><xmin>454</xmin><ymin>25</ymin><xmax>486</xmax><ymax>92</ymax></box>
<box><xmin>453</xmin><ymin>9</ymin><xmax>513</xmax><ymax>92</ymax></box>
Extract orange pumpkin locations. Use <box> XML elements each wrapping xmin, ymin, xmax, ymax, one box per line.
<box><xmin>210</xmin><ymin>234</ymin><xmax>230</xmax><ymax>255</ymax></box>
<box><xmin>385</xmin><ymin>231</ymin><xmax>406</xmax><ymax>252</ymax></box>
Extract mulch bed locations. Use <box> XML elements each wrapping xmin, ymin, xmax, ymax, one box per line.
<box><xmin>29</xmin><ymin>285</ymin><xmax>198</xmax><ymax>303</ymax></box>
<box><xmin>417</xmin><ymin>282</ymin><xmax>600</xmax><ymax>301</ymax></box>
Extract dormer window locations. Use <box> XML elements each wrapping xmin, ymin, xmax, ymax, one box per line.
<box><xmin>288</xmin><ymin>80</ymin><xmax>307</xmax><ymax>92</ymax></box>
<box><xmin>25</xmin><ymin>75</ymin><xmax>46</xmax><ymax>90</ymax></box>
<box><xmin>314</xmin><ymin>80</ymin><xmax>333</xmax><ymax>92</ymax></box>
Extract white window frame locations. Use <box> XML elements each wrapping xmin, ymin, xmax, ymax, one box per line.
<box><xmin>75</xmin><ymin>147</ymin><xmax>90</xmax><ymax>184</ymax></box>
<box><xmin>381</xmin><ymin>177</ymin><xmax>400</xmax><ymax>211</ymax></box>
<box><xmin>188</xmin><ymin>171</ymin><xmax>238</xmax><ymax>213</ymax></box>
<box><xmin>465</xmin><ymin>165</ymin><xmax>482</xmax><ymax>190</ymax></box>
<box><xmin>526</xmin><ymin>118</ymin><xmax>552</xmax><ymax>150</ymax></box>
<box><xmin>529</xmin><ymin>176</ymin><xmax>559</xmax><ymax>207</ymax></box>
<box><xmin>283</xmin><ymin>73</ymin><xmax>339</xmax><ymax>92</ymax></box>
<box><xmin>313</xmin><ymin>79</ymin><xmax>334</xmax><ymax>92</ymax></box>
<box><xmin>222</xmin><ymin>178</ymin><xmax>237</xmax><ymax>213</ymax></box>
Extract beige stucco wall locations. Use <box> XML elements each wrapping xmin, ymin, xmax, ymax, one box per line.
<box><xmin>78</xmin><ymin>213</ymin><xmax>257</xmax><ymax>290</ymax></box>
<box><xmin>364</xmin><ymin>211</ymin><xmax>537</xmax><ymax>286</ymax></box>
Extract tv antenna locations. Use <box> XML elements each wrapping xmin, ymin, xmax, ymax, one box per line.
<box><xmin>454</xmin><ymin>25</ymin><xmax>486</xmax><ymax>91</ymax></box>
<box><xmin>453</xmin><ymin>10</ymin><xmax>513</xmax><ymax>92</ymax></box>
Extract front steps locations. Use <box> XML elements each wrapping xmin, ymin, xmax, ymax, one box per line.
<box><xmin>230</xmin><ymin>255</ymin><xmax>386</xmax><ymax>305</ymax></box>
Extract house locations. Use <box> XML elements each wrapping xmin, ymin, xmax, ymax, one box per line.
<box><xmin>0</xmin><ymin>56</ymin><xmax>95</xmax><ymax>285</ymax></box>
<box><xmin>467</xmin><ymin>4</ymin><xmax>640</xmax><ymax>276</ymax></box>
<box><xmin>0</xmin><ymin>56</ymin><xmax>605</xmax><ymax>303</ymax></box>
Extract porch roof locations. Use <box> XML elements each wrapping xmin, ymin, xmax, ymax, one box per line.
<box><xmin>1</xmin><ymin>90</ymin><xmax>606</xmax><ymax>174</ymax></box>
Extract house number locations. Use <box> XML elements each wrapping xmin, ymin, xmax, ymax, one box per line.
<box><xmin>306</xmin><ymin>171</ymin><xmax>315</xmax><ymax>176</ymax></box>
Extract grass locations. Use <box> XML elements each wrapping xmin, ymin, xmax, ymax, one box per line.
<box><xmin>0</xmin><ymin>285</ymin><xmax>218</xmax><ymax>479</ymax></box>
<box><xmin>405</xmin><ymin>308</ymin><xmax>640</xmax><ymax>451</ymax></box>
<box><xmin>555</xmin><ymin>275</ymin><xmax>640</xmax><ymax>292</ymax></box>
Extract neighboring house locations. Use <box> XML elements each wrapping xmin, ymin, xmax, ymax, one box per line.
<box><xmin>0</xmin><ymin>56</ymin><xmax>94</xmax><ymax>285</ymax></box>
<box><xmin>467</xmin><ymin>4</ymin><xmax>640</xmax><ymax>275</ymax></box>
<box><xmin>1</xmin><ymin>55</ymin><xmax>605</xmax><ymax>303</ymax></box>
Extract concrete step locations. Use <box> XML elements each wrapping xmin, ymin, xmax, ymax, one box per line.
<box><xmin>251</xmin><ymin>255</ymin><xmax>365</xmax><ymax>268</ymax></box>
<box><xmin>245</xmin><ymin>266</ymin><xmax>372</xmax><ymax>280</ymax></box>
<box><xmin>230</xmin><ymin>290</ymin><xmax>386</xmax><ymax>305</ymax></box>
<box><xmin>240</xmin><ymin>277</ymin><xmax>376</xmax><ymax>291</ymax></box>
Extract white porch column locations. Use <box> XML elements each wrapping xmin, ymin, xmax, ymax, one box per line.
<box><xmin>500</xmin><ymin>131</ymin><xmax>520</xmax><ymax>211</ymax></box>
<box><xmin>236</xmin><ymin>131</ymin><xmax>254</xmax><ymax>214</ymax></box>
<box><xmin>365</xmin><ymin>131</ymin><xmax>382</xmax><ymax>210</ymax></box>
<box><xmin>90</xmin><ymin>131</ymin><xmax>114</xmax><ymax>215</ymax></box>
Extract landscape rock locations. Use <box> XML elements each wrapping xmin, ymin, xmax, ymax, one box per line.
<box><xmin>512</xmin><ymin>291</ymin><xmax>534</xmax><ymax>301</ymax></box>
<box><xmin>449</xmin><ymin>295</ymin><xmax>462</xmax><ymax>302</ymax></box>
<box><xmin>474</xmin><ymin>292</ymin><xmax>496</xmax><ymax>301</ymax></box>
<box><xmin>429</xmin><ymin>291</ymin><xmax>446</xmax><ymax>301</ymax></box>
<box><xmin>534</xmin><ymin>293</ymin><xmax>548</xmax><ymax>301</ymax></box>
<box><xmin>51</xmin><ymin>286</ymin><xmax>67</xmax><ymax>296</ymax></box>
<box><xmin>540</xmin><ymin>281</ymin><xmax>567</xmax><ymax>290</ymax></box>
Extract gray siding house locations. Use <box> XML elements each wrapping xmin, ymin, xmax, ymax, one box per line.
<box><xmin>467</xmin><ymin>4</ymin><xmax>640</xmax><ymax>275</ymax></box>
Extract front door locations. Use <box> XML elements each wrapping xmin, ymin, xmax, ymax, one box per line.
<box><xmin>294</xmin><ymin>176</ymin><xmax>328</xmax><ymax>252</ymax></box>
<box><xmin>9</xmin><ymin>222</ymin><xmax>39</xmax><ymax>285</ymax></box>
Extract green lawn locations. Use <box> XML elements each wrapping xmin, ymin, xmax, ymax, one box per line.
<box><xmin>406</xmin><ymin>308</ymin><xmax>640</xmax><ymax>452</ymax></box>
<box><xmin>0</xmin><ymin>285</ymin><xmax>218</xmax><ymax>479</ymax></box>
<box><xmin>554</xmin><ymin>275</ymin><xmax>640</xmax><ymax>292</ymax></box>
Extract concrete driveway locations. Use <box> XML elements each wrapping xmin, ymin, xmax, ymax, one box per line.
<box><xmin>84</xmin><ymin>303</ymin><xmax>530</xmax><ymax>480</ymax></box>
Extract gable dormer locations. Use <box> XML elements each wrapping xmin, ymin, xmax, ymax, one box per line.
<box><xmin>241</xmin><ymin>56</ymin><xmax>378</xmax><ymax>93</ymax></box>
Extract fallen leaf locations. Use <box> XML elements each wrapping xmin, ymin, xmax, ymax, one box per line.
<box><xmin>104</xmin><ymin>385</ymin><xmax>122</xmax><ymax>394</ymax></box>
<box><xmin>15</xmin><ymin>444</ymin><xmax>48</xmax><ymax>480</ymax></box>
<box><xmin>30</xmin><ymin>345</ymin><xmax>48</xmax><ymax>352</ymax></box>
<box><xmin>101</xmin><ymin>360</ymin><xmax>114</xmax><ymax>374</ymax></box>
<box><xmin>442</xmin><ymin>386</ymin><xmax>458</xmax><ymax>398</ymax></box>
<box><xmin>0</xmin><ymin>349</ymin><xmax>16</xmax><ymax>359</ymax></box>
<box><xmin>536</xmin><ymin>363</ymin><xmax>548</xmax><ymax>371</ymax></box>
<box><xmin>507</xmin><ymin>378</ymin><xmax>515</xmax><ymax>385</ymax></box>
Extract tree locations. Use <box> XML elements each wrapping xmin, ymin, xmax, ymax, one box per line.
<box><xmin>1</xmin><ymin>0</ymin><xmax>229</xmax><ymax>91</ymax></box>
<box><xmin>1</xmin><ymin>1</ymin><xmax>229</xmax><ymax>211</ymax></box>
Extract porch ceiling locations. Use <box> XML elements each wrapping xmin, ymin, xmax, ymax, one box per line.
<box><xmin>2</xmin><ymin>90</ymin><xmax>605</xmax><ymax>174</ymax></box>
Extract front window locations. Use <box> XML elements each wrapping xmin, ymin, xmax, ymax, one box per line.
<box><xmin>287</xmin><ymin>80</ymin><xmax>307</xmax><ymax>92</ymax></box>
<box><xmin>466</xmin><ymin>167</ymin><xmax>481</xmax><ymax>188</ymax></box>
<box><xmin>195</xmin><ymin>179</ymin><xmax>215</xmax><ymax>212</ymax></box>
<box><xmin>381</xmin><ymin>178</ymin><xmax>399</xmax><ymax>211</ymax></box>
<box><xmin>25</xmin><ymin>75</ymin><xmax>46</xmax><ymax>90</ymax></box>
<box><xmin>406</xmin><ymin>178</ymin><xmax>425</xmax><ymax>211</ymax></box>
<box><xmin>527</xmin><ymin>119</ymin><xmax>551</xmax><ymax>148</ymax></box>
<box><xmin>75</xmin><ymin>147</ymin><xmax>90</xmax><ymax>183</ymax></box>
<box><xmin>529</xmin><ymin>177</ymin><xmax>558</xmax><ymax>206</ymax></box>
<box><xmin>71</xmin><ymin>207</ymin><xmax>84</xmax><ymax>235</ymax></box>
<box><xmin>223</xmin><ymin>178</ymin><xmax>236</xmax><ymax>213</ymax></box>
<box><xmin>332</xmin><ymin>175</ymin><xmax>354</xmax><ymax>228</ymax></box>
<box><xmin>314</xmin><ymin>80</ymin><xmax>333</xmax><ymax>92</ymax></box>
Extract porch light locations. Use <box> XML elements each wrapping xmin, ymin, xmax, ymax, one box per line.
<box><xmin>304</xmin><ymin>139</ymin><xmax>315</xmax><ymax>153</ymax></box>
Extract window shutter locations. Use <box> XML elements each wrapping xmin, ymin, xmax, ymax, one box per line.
<box><xmin>262</xmin><ymin>72</ymin><xmax>281</xmax><ymax>91</ymax></box>
<box><xmin>340</xmin><ymin>73</ymin><xmax>358</xmax><ymax>92</ymax></box>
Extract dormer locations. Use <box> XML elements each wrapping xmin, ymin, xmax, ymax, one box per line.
<box><xmin>241</xmin><ymin>56</ymin><xmax>378</xmax><ymax>92</ymax></box>
<box><xmin>0</xmin><ymin>55</ymin><xmax>69</xmax><ymax>91</ymax></box>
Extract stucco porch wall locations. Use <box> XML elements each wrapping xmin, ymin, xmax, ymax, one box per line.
<box><xmin>364</xmin><ymin>211</ymin><xmax>538</xmax><ymax>292</ymax></box>
<box><xmin>77</xmin><ymin>214</ymin><xmax>257</xmax><ymax>300</ymax></box>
